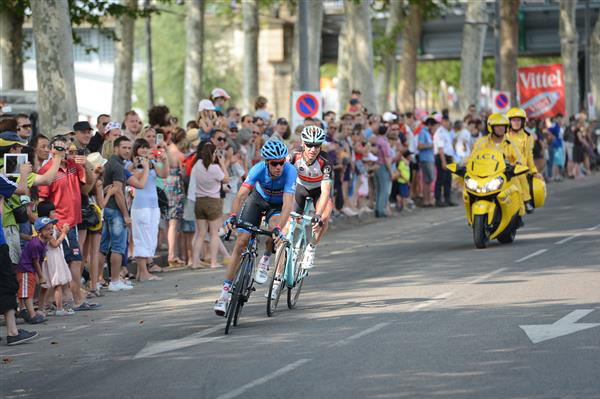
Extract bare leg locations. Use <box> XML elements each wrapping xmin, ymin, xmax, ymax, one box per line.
<box><xmin>192</xmin><ymin>220</ymin><xmax>208</xmax><ymax>268</ymax></box>
<box><xmin>69</xmin><ymin>261</ymin><xmax>84</xmax><ymax>305</ymax></box>
<box><xmin>209</xmin><ymin>219</ymin><xmax>222</xmax><ymax>268</ymax></box>
<box><xmin>167</xmin><ymin>219</ymin><xmax>179</xmax><ymax>262</ymax></box>
<box><xmin>109</xmin><ymin>253</ymin><xmax>123</xmax><ymax>284</ymax></box>
<box><xmin>4</xmin><ymin>309</ymin><xmax>19</xmax><ymax>336</ymax></box>
<box><xmin>54</xmin><ymin>285</ymin><xmax>64</xmax><ymax>310</ymax></box>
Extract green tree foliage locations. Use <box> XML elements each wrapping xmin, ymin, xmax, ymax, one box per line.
<box><xmin>132</xmin><ymin>3</ymin><xmax>241</xmax><ymax>122</ymax></box>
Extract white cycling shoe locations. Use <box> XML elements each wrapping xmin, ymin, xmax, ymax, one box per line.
<box><xmin>264</xmin><ymin>277</ymin><xmax>281</xmax><ymax>299</ymax></box>
<box><xmin>213</xmin><ymin>292</ymin><xmax>231</xmax><ymax>317</ymax></box>
<box><xmin>301</xmin><ymin>244</ymin><xmax>316</xmax><ymax>270</ymax></box>
<box><xmin>254</xmin><ymin>255</ymin><xmax>270</xmax><ymax>284</ymax></box>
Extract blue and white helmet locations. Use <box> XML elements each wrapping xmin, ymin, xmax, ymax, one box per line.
<box><xmin>261</xmin><ymin>139</ymin><xmax>289</xmax><ymax>160</ymax></box>
<box><xmin>301</xmin><ymin>126</ymin><xmax>326</xmax><ymax>144</ymax></box>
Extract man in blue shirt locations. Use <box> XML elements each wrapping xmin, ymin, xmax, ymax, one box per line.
<box><xmin>418</xmin><ymin>117</ymin><xmax>437</xmax><ymax>207</ymax></box>
<box><xmin>547</xmin><ymin>113</ymin><xmax>565</xmax><ymax>181</ymax></box>
<box><xmin>214</xmin><ymin>140</ymin><xmax>297</xmax><ymax>316</ymax></box>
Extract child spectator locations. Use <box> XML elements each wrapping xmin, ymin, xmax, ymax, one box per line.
<box><xmin>16</xmin><ymin>217</ymin><xmax>55</xmax><ymax>324</ymax></box>
<box><xmin>38</xmin><ymin>201</ymin><xmax>73</xmax><ymax>315</ymax></box>
<box><xmin>392</xmin><ymin>154</ymin><xmax>411</xmax><ymax>212</ymax></box>
<box><xmin>18</xmin><ymin>195</ymin><xmax>35</xmax><ymax>250</ymax></box>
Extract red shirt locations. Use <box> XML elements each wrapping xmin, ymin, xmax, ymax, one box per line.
<box><xmin>38</xmin><ymin>158</ymin><xmax>86</xmax><ymax>228</ymax></box>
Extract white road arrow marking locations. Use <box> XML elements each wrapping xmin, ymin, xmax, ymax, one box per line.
<box><xmin>520</xmin><ymin>309</ymin><xmax>600</xmax><ymax>344</ymax></box>
<box><xmin>133</xmin><ymin>325</ymin><xmax>224</xmax><ymax>359</ymax></box>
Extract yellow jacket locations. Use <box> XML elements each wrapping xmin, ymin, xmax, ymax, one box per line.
<box><xmin>468</xmin><ymin>135</ymin><xmax>525</xmax><ymax>166</ymax></box>
<box><xmin>506</xmin><ymin>129</ymin><xmax>538</xmax><ymax>174</ymax></box>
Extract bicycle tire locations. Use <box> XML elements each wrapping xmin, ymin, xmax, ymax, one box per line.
<box><xmin>233</xmin><ymin>255</ymin><xmax>253</xmax><ymax>327</ymax></box>
<box><xmin>266</xmin><ymin>245</ymin><xmax>288</xmax><ymax>317</ymax></box>
<box><xmin>287</xmin><ymin>243</ymin><xmax>307</xmax><ymax>309</ymax></box>
<box><xmin>224</xmin><ymin>271</ymin><xmax>242</xmax><ymax>335</ymax></box>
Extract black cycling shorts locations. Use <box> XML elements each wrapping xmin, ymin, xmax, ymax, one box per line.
<box><xmin>238</xmin><ymin>190</ymin><xmax>281</xmax><ymax>233</ymax></box>
<box><xmin>294</xmin><ymin>185</ymin><xmax>322</xmax><ymax>214</ymax></box>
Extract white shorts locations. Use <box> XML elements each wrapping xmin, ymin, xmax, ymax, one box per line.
<box><xmin>5</xmin><ymin>225</ymin><xmax>21</xmax><ymax>264</ymax></box>
<box><xmin>131</xmin><ymin>207</ymin><xmax>160</xmax><ymax>258</ymax></box>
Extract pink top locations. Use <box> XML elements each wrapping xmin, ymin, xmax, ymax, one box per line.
<box><xmin>191</xmin><ymin>162</ymin><xmax>225</xmax><ymax>199</ymax></box>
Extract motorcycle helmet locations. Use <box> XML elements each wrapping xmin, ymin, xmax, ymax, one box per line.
<box><xmin>487</xmin><ymin>113</ymin><xmax>510</xmax><ymax>134</ymax></box>
<box><xmin>530</xmin><ymin>175</ymin><xmax>546</xmax><ymax>208</ymax></box>
<box><xmin>507</xmin><ymin>107</ymin><xmax>527</xmax><ymax>130</ymax></box>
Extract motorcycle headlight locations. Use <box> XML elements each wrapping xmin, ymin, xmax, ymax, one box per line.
<box><xmin>465</xmin><ymin>177</ymin><xmax>479</xmax><ymax>191</ymax></box>
<box><xmin>483</xmin><ymin>177</ymin><xmax>504</xmax><ymax>192</ymax></box>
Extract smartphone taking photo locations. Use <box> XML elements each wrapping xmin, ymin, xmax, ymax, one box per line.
<box><xmin>3</xmin><ymin>154</ymin><xmax>28</xmax><ymax>177</ymax></box>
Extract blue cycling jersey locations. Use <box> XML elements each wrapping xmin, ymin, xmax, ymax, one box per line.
<box><xmin>241</xmin><ymin>161</ymin><xmax>297</xmax><ymax>204</ymax></box>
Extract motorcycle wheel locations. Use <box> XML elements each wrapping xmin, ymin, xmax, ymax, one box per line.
<box><xmin>473</xmin><ymin>215</ymin><xmax>489</xmax><ymax>249</ymax></box>
<box><xmin>498</xmin><ymin>221</ymin><xmax>517</xmax><ymax>244</ymax></box>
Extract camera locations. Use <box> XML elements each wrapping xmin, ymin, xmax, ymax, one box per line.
<box><xmin>54</xmin><ymin>145</ymin><xmax>65</xmax><ymax>152</ymax></box>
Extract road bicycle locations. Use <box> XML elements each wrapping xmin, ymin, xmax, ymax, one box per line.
<box><xmin>266</xmin><ymin>201</ymin><xmax>320</xmax><ymax>316</ymax></box>
<box><xmin>223</xmin><ymin>220</ymin><xmax>273</xmax><ymax>335</ymax></box>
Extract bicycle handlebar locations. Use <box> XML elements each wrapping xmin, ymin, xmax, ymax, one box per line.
<box><xmin>224</xmin><ymin>219</ymin><xmax>274</xmax><ymax>241</ymax></box>
<box><xmin>289</xmin><ymin>212</ymin><xmax>324</xmax><ymax>227</ymax></box>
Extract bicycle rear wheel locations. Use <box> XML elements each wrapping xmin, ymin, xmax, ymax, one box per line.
<box><xmin>287</xmin><ymin>242</ymin><xmax>307</xmax><ymax>309</ymax></box>
<box><xmin>267</xmin><ymin>244</ymin><xmax>288</xmax><ymax>317</ymax></box>
<box><xmin>225</xmin><ymin>255</ymin><xmax>250</xmax><ymax>334</ymax></box>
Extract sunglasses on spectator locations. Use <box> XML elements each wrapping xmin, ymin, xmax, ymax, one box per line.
<box><xmin>304</xmin><ymin>143</ymin><xmax>321</xmax><ymax>148</ymax></box>
<box><xmin>216</xmin><ymin>137</ymin><xmax>227</xmax><ymax>142</ymax></box>
<box><xmin>18</xmin><ymin>124</ymin><xmax>32</xmax><ymax>129</ymax></box>
<box><xmin>269</xmin><ymin>160</ymin><xmax>285</xmax><ymax>167</ymax></box>
<box><xmin>252</xmin><ymin>131</ymin><xmax>261</xmax><ymax>135</ymax></box>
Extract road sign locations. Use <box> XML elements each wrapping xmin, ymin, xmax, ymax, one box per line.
<box><xmin>292</xmin><ymin>91</ymin><xmax>322</xmax><ymax>131</ymax></box>
<box><xmin>520</xmin><ymin>309</ymin><xmax>600</xmax><ymax>344</ymax></box>
<box><xmin>492</xmin><ymin>90</ymin><xmax>511</xmax><ymax>113</ymax></box>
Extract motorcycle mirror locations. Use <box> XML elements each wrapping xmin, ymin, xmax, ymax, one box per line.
<box><xmin>446</xmin><ymin>163</ymin><xmax>457</xmax><ymax>173</ymax></box>
<box><xmin>513</xmin><ymin>164</ymin><xmax>529</xmax><ymax>176</ymax></box>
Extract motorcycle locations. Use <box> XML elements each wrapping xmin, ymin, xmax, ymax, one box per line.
<box><xmin>447</xmin><ymin>148</ymin><xmax>529</xmax><ymax>249</ymax></box>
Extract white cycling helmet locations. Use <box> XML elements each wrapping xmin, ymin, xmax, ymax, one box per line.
<box><xmin>301</xmin><ymin>126</ymin><xmax>326</xmax><ymax>144</ymax></box>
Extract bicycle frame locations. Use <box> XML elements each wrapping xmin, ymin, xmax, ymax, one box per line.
<box><xmin>282</xmin><ymin>212</ymin><xmax>313</xmax><ymax>286</ymax></box>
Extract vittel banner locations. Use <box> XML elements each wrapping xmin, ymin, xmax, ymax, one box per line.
<box><xmin>517</xmin><ymin>64</ymin><xmax>565</xmax><ymax>119</ymax></box>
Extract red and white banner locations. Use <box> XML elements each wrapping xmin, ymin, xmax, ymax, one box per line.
<box><xmin>517</xmin><ymin>64</ymin><xmax>565</xmax><ymax>119</ymax></box>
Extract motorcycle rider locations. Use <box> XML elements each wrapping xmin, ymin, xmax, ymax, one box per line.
<box><xmin>506</xmin><ymin>107</ymin><xmax>542</xmax><ymax>213</ymax></box>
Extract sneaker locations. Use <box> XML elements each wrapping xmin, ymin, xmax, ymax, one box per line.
<box><xmin>342</xmin><ymin>207</ymin><xmax>358</xmax><ymax>216</ymax></box>
<box><xmin>27</xmin><ymin>314</ymin><xmax>47</xmax><ymax>325</ymax></box>
<box><xmin>264</xmin><ymin>276</ymin><xmax>282</xmax><ymax>298</ymax></box>
<box><xmin>55</xmin><ymin>308</ymin><xmax>75</xmax><ymax>316</ymax></box>
<box><xmin>213</xmin><ymin>292</ymin><xmax>230</xmax><ymax>317</ymax></box>
<box><xmin>301</xmin><ymin>244</ymin><xmax>316</xmax><ymax>270</ymax></box>
<box><xmin>7</xmin><ymin>329</ymin><xmax>38</xmax><ymax>346</ymax></box>
<box><xmin>17</xmin><ymin>308</ymin><xmax>31</xmax><ymax>322</ymax></box>
<box><xmin>254</xmin><ymin>255</ymin><xmax>270</xmax><ymax>284</ymax></box>
<box><xmin>108</xmin><ymin>281</ymin><xmax>134</xmax><ymax>292</ymax></box>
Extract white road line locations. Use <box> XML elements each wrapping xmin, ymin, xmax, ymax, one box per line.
<box><xmin>468</xmin><ymin>267</ymin><xmax>507</xmax><ymax>284</ymax></box>
<box><xmin>330</xmin><ymin>322</ymin><xmax>390</xmax><ymax>347</ymax></box>
<box><xmin>555</xmin><ymin>233</ymin><xmax>584</xmax><ymax>245</ymax></box>
<box><xmin>410</xmin><ymin>292</ymin><xmax>453</xmax><ymax>312</ymax></box>
<box><xmin>587</xmin><ymin>224</ymin><xmax>600</xmax><ymax>231</ymax></box>
<box><xmin>133</xmin><ymin>325</ymin><xmax>223</xmax><ymax>359</ymax></box>
<box><xmin>215</xmin><ymin>359</ymin><xmax>311</xmax><ymax>399</ymax></box>
<box><xmin>515</xmin><ymin>249</ymin><xmax>548</xmax><ymax>263</ymax></box>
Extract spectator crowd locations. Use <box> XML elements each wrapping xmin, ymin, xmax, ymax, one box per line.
<box><xmin>0</xmin><ymin>88</ymin><xmax>598</xmax><ymax>345</ymax></box>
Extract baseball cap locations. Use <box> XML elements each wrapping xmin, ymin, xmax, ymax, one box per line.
<box><xmin>73</xmin><ymin>121</ymin><xmax>93</xmax><ymax>131</ymax></box>
<box><xmin>105</xmin><ymin>121</ymin><xmax>122</xmax><ymax>134</ymax></box>
<box><xmin>34</xmin><ymin>217</ymin><xmax>58</xmax><ymax>232</ymax></box>
<box><xmin>228</xmin><ymin>121</ymin><xmax>238</xmax><ymax>130</ymax></box>
<box><xmin>211</xmin><ymin>88</ymin><xmax>230</xmax><ymax>99</ymax></box>
<box><xmin>276</xmin><ymin>117</ymin><xmax>288</xmax><ymax>125</ymax></box>
<box><xmin>186</xmin><ymin>128</ymin><xmax>200</xmax><ymax>146</ymax></box>
<box><xmin>19</xmin><ymin>195</ymin><xmax>31</xmax><ymax>205</ymax></box>
<box><xmin>198</xmin><ymin>99</ymin><xmax>216</xmax><ymax>112</ymax></box>
<box><xmin>382</xmin><ymin>112</ymin><xmax>397</xmax><ymax>123</ymax></box>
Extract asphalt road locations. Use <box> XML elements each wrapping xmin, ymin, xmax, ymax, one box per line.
<box><xmin>1</xmin><ymin>176</ymin><xmax>599</xmax><ymax>399</ymax></box>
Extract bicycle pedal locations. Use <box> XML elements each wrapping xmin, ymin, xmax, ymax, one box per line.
<box><xmin>251</xmin><ymin>287</ymin><xmax>256</xmax><ymax>292</ymax></box>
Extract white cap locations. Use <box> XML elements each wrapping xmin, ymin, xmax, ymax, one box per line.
<box><xmin>198</xmin><ymin>99</ymin><xmax>216</xmax><ymax>112</ymax></box>
<box><xmin>382</xmin><ymin>112</ymin><xmax>397</xmax><ymax>122</ymax></box>
<box><xmin>105</xmin><ymin>121</ymin><xmax>121</xmax><ymax>134</ymax></box>
<box><xmin>211</xmin><ymin>88</ymin><xmax>230</xmax><ymax>100</ymax></box>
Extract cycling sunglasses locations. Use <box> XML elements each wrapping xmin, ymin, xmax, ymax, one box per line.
<box><xmin>304</xmin><ymin>142</ymin><xmax>321</xmax><ymax>148</ymax></box>
<box><xmin>268</xmin><ymin>159</ymin><xmax>285</xmax><ymax>167</ymax></box>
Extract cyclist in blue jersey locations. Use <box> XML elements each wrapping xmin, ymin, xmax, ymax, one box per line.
<box><xmin>214</xmin><ymin>139</ymin><xmax>297</xmax><ymax>316</ymax></box>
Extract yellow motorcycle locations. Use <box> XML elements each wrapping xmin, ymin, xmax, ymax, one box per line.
<box><xmin>448</xmin><ymin>149</ymin><xmax>529</xmax><ymax>249</ymax></box>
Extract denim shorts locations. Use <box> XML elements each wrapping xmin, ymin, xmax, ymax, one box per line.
<box><xmin>100</xmin><ymin>207</ymin><xmax>128</xmax><ymax>256</ymax></box>
<box><xmin>62</xmin><ymin>227</ymin><xmax>83</xmax><ymax>263</ymax></box>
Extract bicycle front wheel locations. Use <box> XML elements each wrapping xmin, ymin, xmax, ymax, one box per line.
<box><xmin>225</xmin><ymin>255</ymin><xmax>250</xmax><ymax>334</ymax></box>
<box><xmin>287</xmin><ymin>243</ymin><xmax>307</xmax><ymax>309</ymax></box>
<box><xmin>267</xmin><ymin>244</ymin><xmax>288</xmax><ymax>317</ymax></box>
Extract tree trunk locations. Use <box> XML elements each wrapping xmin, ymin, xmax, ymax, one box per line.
<box><xmin>242</xmin><ymin>0</ymin><xmax>259</xmax><ymax>113</ymax></box>
<box><xmin>111</xmin><ymin>0</ymin><xmax>137</xmax><ymax>122</ymax></box>
<box><xmin>459</xmin><ymin>0</ymin><xmax>487</xmax><ymax>114</ymax></box>
<box><xmin>183</xmin><ymin>0</ymin><xmax>205</xmax><ymax>124</ymax></box>
<box><xmin>377</xmin><ymin>0</ymin><xmax>402</xmax><ymax>113</ymax></box>
<box><xmin>0</xmin><ymin>8</ymin><xmax>24</xmax><ymax>90</ymax></box>
<box><xmin>398</xmin><ymin>2</ymin><xmax>423</xmax><ymax>112</ymax></box>
<box><xmin>30</xmin><ymin>0</ymin><xmax>77</xmax><ymax>137</ymax></box>
<box><xmin>500</xmin><ymin>0</ymin><xmax>519</xmax><ymax>105</ymax></box>
<box><xmin>293</xmin><ymin>0</ymin><xmax>323</xmax><ymax>91</ymax></box>
<box><xmin>336</xmin><ymin>23</ymin><xmax>350</xmax><ymax>115</ymax></box>
<box><xmin>344</xmin><ymin>0</ymin><xmax>378</xmax><ymax>114</ymax></box>
<box><xmin>591</xmin><ymin>9</ymin><xmax>600</xmax><ymax>119</ymax></box>
<box><xmin>560</xmin><ymin>0</ymin><xmax>579</xmax><ymax>117</ymax></box>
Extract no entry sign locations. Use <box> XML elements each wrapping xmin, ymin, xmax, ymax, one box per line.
<box><xmin>292</xmin><ymin>91</ymin><xmax>322</xmax><ymax>131</ymax></box>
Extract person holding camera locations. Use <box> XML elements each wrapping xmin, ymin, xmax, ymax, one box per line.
<box><xmin>190</xmin><ymin>142</ymin><xmax>229</xmax><ymax>269</ymax></box>
<box><xmin>127</xmin><ymin>138</ymin><xmax>169</xmax><ymax>281</ymax></box>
